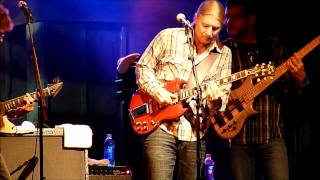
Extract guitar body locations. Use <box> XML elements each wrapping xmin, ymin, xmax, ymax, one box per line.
<box><xmin>0</xmin><ymin>102</ymin><xmax>17</xmax><ymax>134</ymax></box>
<box><xmin>0</xmin><ymin>116</ymin><xmax>17</xmax><ymax>134</ymax></box>
<box><xmin>211</xmin><ymin>76</ymin><xmax>258</xmax><ymax>139</ymax></box>
<box><xmin>129</xmin><ymin>79</ymin><xmax>188</xmax><ymax>135</ymax></box>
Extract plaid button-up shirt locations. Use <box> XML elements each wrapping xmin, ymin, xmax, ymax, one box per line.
<box><xmin>136</xmin><ymin>28</ymin><xmax>232</xmax><ymax>141</ymax></box>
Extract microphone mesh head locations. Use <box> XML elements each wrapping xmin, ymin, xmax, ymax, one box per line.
<box><xmin>18</xmin><ymin>1</ymin><xmax>27</xmax><ymax>8</ymax></box>
<box><xmin>176</xmin><ymin>13</ymin><xmax>186</xmax><ymax>22</ymax></box>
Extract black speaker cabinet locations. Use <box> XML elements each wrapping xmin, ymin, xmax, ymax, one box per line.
<box><xmin>0</xmin><ymin>129</ymin><xmax>89</xmax><ymax>180</ymax></box>
<box><xmin>88</xmin><ymin>165</ymin><xmax>132</xmax><ymax>180</ymax></box>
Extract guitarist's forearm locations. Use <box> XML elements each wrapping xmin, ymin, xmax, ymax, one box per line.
<box><xmin>136</xmin><ymin>64</ymin><xmax>163</xmax><ymax>98</ymax></box>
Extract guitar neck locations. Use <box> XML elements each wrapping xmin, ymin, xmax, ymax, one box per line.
<box><xmin>246</xmin><ymin>35</ymin><xmax>319</xmax><ymax>100</ymax></box>
<box><xmin>216</xmin><ymin>69</ymin><xmax>251</xmax><ymax>86</ymax></box>
<box><xmin>177</xmin><ymin>69</ymin><xmax>252</xmax><ymax>101</ymax></box>
<box><xmin>3</xmin><ymin>88</ymin><xmax>49</xmax><ymax>113</ymax></box>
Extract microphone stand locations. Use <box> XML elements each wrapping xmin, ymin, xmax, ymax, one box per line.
<box><xmin>185</xmin><ymin>26</ymin><xmax>203</xmax><ymax>180</ymax></box>
<box><xmin>25</xmin><ymin>13</ymin><xmax>48</xmax><ymax>180</ymax></box>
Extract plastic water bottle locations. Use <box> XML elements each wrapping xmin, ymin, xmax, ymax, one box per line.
<box><xmin>204</xmin><ymin>153</ymin><xmax>214</xmax><ymax>180</ymax></box>
<box><xmin>104</xmin><ymin>133</ymin><xmax>115</xmax><ymax>167</ymax></box>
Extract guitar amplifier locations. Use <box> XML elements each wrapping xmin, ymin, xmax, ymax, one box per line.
<box><xmin>89</xmin><ymin>175</ymin><xmax>132</xmax><ymax>180</ymax></box>
<box><xmin>0</xmin><ymin>128</ymin><xmax>89</xmax><ymax>180</ymax></box>
<box><xmin>88</xmin><ymin>166</ymin><xmax>132</xmax><ymax>180</ymax></box>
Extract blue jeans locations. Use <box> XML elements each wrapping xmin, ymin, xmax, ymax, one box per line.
<box><xmin>144</xmin><ymin>128</ymin><xmax>206</xmax><ymax>180</ymax></box>
<box><xmin>230</xmin><ymin>138</ymin><xmax>289</xmax><ymax>180</ymax></box>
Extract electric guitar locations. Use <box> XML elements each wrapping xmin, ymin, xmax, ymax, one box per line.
<box><xmin>0</xmin><ymin>81</ymin><xmax>63</xmax><ymax>134</ymax></box>
<box><xmin>129</xmin><ymin>63</ymin><xmax>274</xmax><ymax>135</ymax></box>
<box><xmin>211</xmin><ymin>35</ymin><xmax>320</xmax><ymax>139</ymax></box>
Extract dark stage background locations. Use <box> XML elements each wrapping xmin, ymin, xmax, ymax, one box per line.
<box><xmin>0</xmin><ymin>0</ymin><xmax>318</xmax><ymax>179</ymax></box>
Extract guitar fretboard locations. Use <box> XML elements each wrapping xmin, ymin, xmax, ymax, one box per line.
<box><xmin>177</xmin><ymin>69</ymin><xmax>253</xmax><ymax>101</ymax></box>
<box><xmin>3</xmin><ymin>88</ymin><xmax>50</xmax><ymax>112</ymax></box>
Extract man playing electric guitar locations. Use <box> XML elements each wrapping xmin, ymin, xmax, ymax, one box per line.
<box><xmin>0</xmin><ymin>4</ymin><xmax>36</xmax><ymax>180</ymax></box>
<box><xmin>135</xmin><ymin>1</ymin><xmax>233</xmax><ymax>179</ymax></box>
<box><xmin>0</xmin><ymin>94</ymin><xmax>36</xmax><ymax>180</ymax></box>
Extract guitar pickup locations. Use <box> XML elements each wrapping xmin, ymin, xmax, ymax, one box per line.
<box><xmin>234</xmin><ymin>99</ymin><xmax>244</xmax><ymax>111</ymax></box>
<box><xmin>213</xmin><ymin>113</ymin><xmax>225</xmax><ymax>127</ymax></box>
<box><xmin>224</xmin><ymin>109</ymin><xmax>233</xmax><ymax>120</ymax></box>
<box><xmin>129</xmin><ymin>103</ymin><xmax>150</xmax><ymax>119</ymax></box>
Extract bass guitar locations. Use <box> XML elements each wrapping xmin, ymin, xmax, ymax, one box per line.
<box><xmin>211</xmin><ymin>35</ymin><xmax>319</xmax><ymax>139</ymax></box>
<box><xmin>129</xmin><ymin>63</ymin><xmax>274</xmax><ymax>135</ymax></box>
<box><xmin>0</xmin><ymin>81</ymin><xmax>63</xmax><ymax>134</ymax></box>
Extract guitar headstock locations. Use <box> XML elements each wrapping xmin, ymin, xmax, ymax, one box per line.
<box><xmin>250</xmin><ymin>62</ymin><xmax>275</xmax><ymax>80</ymax></box>
<box><xmin>46</xmin><ymin>80</ymin><xmax>63</xmax><ymax>97</ymax></box>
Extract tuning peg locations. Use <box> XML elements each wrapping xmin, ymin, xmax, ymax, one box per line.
<box><xmin>257</xmin><ymin>78</ymin><xmax>261</xmax><ymax>82</ymax></box>
<box><xmin>53</xmin><ymin>76</ymin><xmax>61</xmax><ymax>83</ymax></box>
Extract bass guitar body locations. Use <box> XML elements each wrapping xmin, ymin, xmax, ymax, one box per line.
<box><xmin>211</xmin><ymin>76</ymin><xmax>258</xmax><ymax>139</ymax></box>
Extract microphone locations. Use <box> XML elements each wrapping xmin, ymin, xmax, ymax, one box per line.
<box><xmin>176</xmin><ymin>13</ymin><xmax>192</xmax><ymax>29</ymax></box>
<box><xmin>18</xmin><ymin>1</ymin><xmax>34</xmax><ymax>22</ymax></box>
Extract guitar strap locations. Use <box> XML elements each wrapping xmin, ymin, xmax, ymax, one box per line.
<box><xmin>186</xmin><ymin>51</ymin><xmax>218</xmax><ymax>89</ymax></box>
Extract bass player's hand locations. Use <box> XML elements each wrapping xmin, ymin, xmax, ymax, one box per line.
<box><xmin>287</xmin><ymin>53</ymin><xmax>306</xmax><ymax>83</ymax></box>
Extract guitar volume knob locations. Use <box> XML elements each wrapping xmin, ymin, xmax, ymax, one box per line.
<box><xmin>151</xmin><ymin>120</ymin><xmax>156</xmax><ymax>125</ymax></box>
<box><xmin>135</xmin><ymin>122</ymin><xmax>141</xmax><ymax>126</ymax></box>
